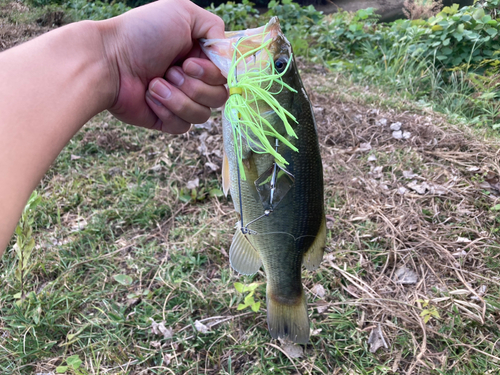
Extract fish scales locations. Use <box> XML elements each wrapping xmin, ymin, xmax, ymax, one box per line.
<box><xmin>201</xmin><ymin>17</ymin><xmax>326</xmax><ymax>344</ymax></box>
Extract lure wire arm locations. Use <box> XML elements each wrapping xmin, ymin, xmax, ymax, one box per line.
<box><xmin>238</xmin><ymin>138</ymin><xmax>281</xmax><ymax>235</ymax></box>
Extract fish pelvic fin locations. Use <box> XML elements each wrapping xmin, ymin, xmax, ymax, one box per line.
<box><xmin>229</xmin><ymin>227</ymin><xmax>262</xmax><ymax>275</ymax></box>
<box><xmin>266</xmin><ymin>288</ymin><xmax>309</xmax><ymax>344</ymax></box>
<box><xmin>222</xmin><ymin>150</ymin><xmax>231</xmax><ymax>197</ymax></box>
<box><xmin>303</xmin><ymin>215</ymin><xmax>327</xmax><ymax>271</ymax></box>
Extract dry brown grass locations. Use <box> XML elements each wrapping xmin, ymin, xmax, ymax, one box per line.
<box><xmin>403</xmin><ymin>0</ymin><xmax>443</xmax><ymax>20</ymax></box>
<box><xmin>301</xmin><ymin>69</ymin><xmax>500</xmax><ymax>372</ymax></box>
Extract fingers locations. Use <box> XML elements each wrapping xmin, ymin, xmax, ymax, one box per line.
<box><xmin>146</xmin><ymin>78</ymin><xmax>210</xmax><ymax>133</ymax></box>
<box><xmin>145</xmin><ymin>57</ymin><xmax>227</xmax><ymax>134</ymax></box>
<box><xmin>183</xmin><ymin>57</ymin><xmax>227</xmax><ymax>86</ymax></box>
<box><xmin>144</xmin><ymin>92</ymin><xmax>191</xmax><ymax>134</ymax></box>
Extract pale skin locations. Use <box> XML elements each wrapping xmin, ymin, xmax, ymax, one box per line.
<box><xmin>0</xmin><ymin>0</ymin><xmax>228</xmax><ymax>255</ymax></box>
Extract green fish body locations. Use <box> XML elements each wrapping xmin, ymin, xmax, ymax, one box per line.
<box><xmin>201</xmin><ymin>17</ymin><xmax>326</xmax><ymax>344</ymax></box>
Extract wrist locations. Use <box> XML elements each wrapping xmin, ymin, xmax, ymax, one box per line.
<box><xmin>91</xmin><ymin>18</ymin><xmax>121</xmax><ymax>110</ymax></box>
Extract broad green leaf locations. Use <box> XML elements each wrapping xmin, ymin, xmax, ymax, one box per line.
<box><xmin>237</xmin><ymin>303</ymin><xmax>248</xmax><ymax>310</ymax></box>
<box><xmin>246</xmin><ymin>283</ymin><xmax>259</xmax><ymax>291</ymax></box>
<box><xmin>251</xmin><ymin>302</ymin><xmax>261</xmax><ymax>312</ymax></box>
<box><xmin>113</xmin><ymin>274</ymin><xmax>133</xmax><ymax>286</ymax></box>
<box><xmin>491</xmin><ymin>204</ymin><xmax>500</xmax><ymax>211</ymax></box>
<box><xmin>56</xmin><ymin>366</ymin><xmax>68</xmax><ymax>373</ymax></box>
<box><xmin>485</xmin><ymin>28</ymin><xmax>498</xmax><ymax>37</ymax></box>
<box><xmin>209</xmin><ymin>188</ymin><xmax>224</xmax><ymax>198</ymax></box>
<box><xmin>432</xmin><ymin>25</ymin><xmax>443</xmax><ymax>31</ymax></box>
<box><xmin>441</xmin><ymin>47</ymin><xmax>453</xmax><ymax>55</ymax></box>
<box><xmin>234</xmin><ymin>282</ymin><xmax>245</xmax><ymax>293</ymax></box>
<box><xmin>473</xmin><ymin>8</ymin><xmax>485</xmax><ymax>21</ymax></box>
<box><xmin>66</xmin><ymin>355</ymin><xmax>82</xmax><ymax>369</ymax></box>
<box><xmin>481</xmin><ymin>15</ymin><xmax>492</xmax><ymax>23</ymax></box>
<box><xmin>244</xmin><ymin>294</ymin><xmax>255</xmax><ymax>305</ymax></box>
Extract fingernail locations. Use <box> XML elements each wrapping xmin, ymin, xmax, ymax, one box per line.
<box><xmin>146</xmin><ymin>91</ymin><xmax>163</xmax><ymax>106</ymax></box>
<box><xmin>166</xmin><ymin>68</ymin><xmax>185</xmax><ymax>86</ymax></box>
<box><xmin>185</xmin><ymin>61</ymin><xmax>204</xmax><ymax>78</ymax></box>
<box><xmin>151</xmin><ymin>80</ymin><xmax>171</xmax><ymax>99</ymax></box>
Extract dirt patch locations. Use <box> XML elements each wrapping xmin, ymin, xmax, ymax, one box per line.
<box><xmin>0</xmin><ymin>2</ymin><xmax>57</xmax><ymax>51</ymax></box>
<box><xmin>300</xmin><ymin>72</ymin><xmax>500</xmax><ymax>372</ymax></box>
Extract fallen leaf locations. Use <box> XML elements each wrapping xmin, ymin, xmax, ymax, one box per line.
<box><xmin>186</xmin><ymin>178</ymin><xmax>199</xmax><ymax>190</ymax></box>
<box><xmin>311</xmin><ymin>328</ymin><xmax>323</xmax><ymax>336</ymax></box>
<box><xmin>149</xmin><ymin>164</ymin><xmax>162</xmax><ymax>173</ymax></box>
<box><xmin>392</xmin><ymin>130</ymin><xmax>403</xmax><ymax>139</ymax></box>
<box><xmin>466</xmin><ymin>166</ymin><xmax>481</xmax><ymax>172</ymax></box>
<box><xmin>367</xmin><ymin>324</ymin><xmax>389</xmax><ymax>353</ymax></box>
<box><xmin>358</xmin><ymin>142</ymin><xmax>372</xmax><ymax>152</ymax></box>
<box><xmin>471</xmin><ymin>285</ymin><xmax>487</xmax><ymax>300</ymax></box>
<box><xmin>71</xmin><ymin>154</ymin><xmax>81</xmax><ymax>160</ymax></box>
<box><xmin>456</xmin><ymin>237</ymin><xmax>472</xmax><ymax>243</ymax></box>
<box><xmin>390</xmin><ymin>122</ymin><xmax>402</xmax><ymax>131</ymax></box>
<box><xmin>369</xmin><ymin>166</ymin><xmax>383</xmax><ymax>179</ymax></box>
<box><xmin>316</xmin><ymin>304</ymin><xmax>328</xmax><ymax>314</ymax></box>
<box><xmin>311</xmin><ymin>284</ymin><xmax>326</xmax><ymax>298</ymax></box>
<box><xmin>394</xmin><ymin>266</ymin><xmax>418</xmax><ymax>284</ymax></box>
<box><xmin>403</xmin><ymin>170</ymin><xmax>418</xmax><ymax>179</ymax></box>
<box><xmin>150</xmin><ymin>318</ymin><xmax>173</xmax><ymax>339</ymax></box>
<box><xmin>205</xmin><ymin>162</ymin><xmax>219</xmax><ymax>172</ymax></box>
<box><xmin>398</xmin><ymin>186</ymin><xmax>409</xmax><ymax>195</ymax></box>
<box><xmin>194</xmin><ymin>320</ymin><xmax>210</xmax><ymax>334</ymax></box>
<box><xmin>407</xmin><ymin>180</ymin><xmax>427</xmax><ymax>194</ymax></box>
<box><xmin>452</xmin><ymin>250</ymin><xmax>467</xmax><ymax>258</ymax></box>
<box><xmin>150</xmin><ymin>341</ymin><xmax>162</xmax><ymax>348</ymax></box>
<box><xmin>376</xmin><ymin>118</ymin><xmax>388</xmax><ymax>126</ymax></box>
<box><xmin>163</xmin><ymin>353</ymin><xmax>173</xmax><ymax>366</ymax></box>
<box><xmin>281</xmin><ymin>341</ymin><xmax>303</xmax><ymax>358</ymax></box>
<box><xmin>367</xmin><ymin>154</ymin><xmax>377</xmax><ymax>162</ymax></box>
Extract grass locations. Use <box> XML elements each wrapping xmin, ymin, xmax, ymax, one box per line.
<box><xmin>1</xmin><ymin>82</ymin><xmax>499</xmax><ymax>373</ymax></box>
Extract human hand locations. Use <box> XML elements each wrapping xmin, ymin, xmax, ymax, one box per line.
<box><xmin>102</xmin><ymin>0</ymin><xmax>228</xmax><ymax>134</ymax></box>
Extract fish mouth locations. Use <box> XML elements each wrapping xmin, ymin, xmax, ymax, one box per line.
<box><xmin>200</xmin><ymin>17</ymin><xmax>291</xmax><ymax>78</ymax></box>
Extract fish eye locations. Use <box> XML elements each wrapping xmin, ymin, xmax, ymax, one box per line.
<box><xmin>274</xmin><ymin>57</ymin><xmax>288</xmax><ymax>73</ymax></box>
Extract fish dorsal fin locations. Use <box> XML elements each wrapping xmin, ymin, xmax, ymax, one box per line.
<box><xmin>303</xmin><ymin>216</ymin><xmax>327</xmax><ymax>271</ymax></box>
<box><xmin>222</xmin><ymin>151</ymin><xmax>231</xmax><ymax>197</ymax></box>
<box><xmin>229</xmin><ymin>227</ymin><xmax>262</xmax><ymax>275</ymax></box>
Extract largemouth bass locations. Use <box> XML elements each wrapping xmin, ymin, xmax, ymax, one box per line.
<box><xmin>201</xmin><ymin>17</ymin><xmax>326</xmax><ymax>344</ymax></box>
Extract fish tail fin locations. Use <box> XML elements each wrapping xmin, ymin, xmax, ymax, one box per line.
<box><xmin>266</xmin><ymin>287</ymin><xmax>309</xmax><ymax>344</ymax></box>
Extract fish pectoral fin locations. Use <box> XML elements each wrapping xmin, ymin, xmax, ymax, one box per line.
<box><xmin>222</xmin><ymin>151</ymin><xmax>231</xmax><ymax>197</ymax></box>
<box><xmin>229</xmin><ymin>227</ymin><xmax>262</xmax><ymax>275</ymax></box>
<box><xmin>267</xmin><ymin>288</ymin><xmax>310</xmax><ymax>344</ymax></box>
<box><xmin>303</xmin><ymin>216</ymin><xmax>327</xmax><ymax>271</ymax></box>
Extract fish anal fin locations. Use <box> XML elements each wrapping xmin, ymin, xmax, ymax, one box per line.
<box><xmin>303</xmin><ymin>215</ymin><xmax>327</xmax><ymax>271</ymax></box>
<box><xmin>266</xmin><ymin>288</ymin><xmax>309</xmax><ymax>344</ymax></box>
<box><xmin>229</xmin><ymin>228</ymin><xmax>262</xmax><ymax>275</ymax></box>
<box><xmin>222</xmin><ymin>151</ymin><xmax>231</xmax><ymax>197</ymax></box>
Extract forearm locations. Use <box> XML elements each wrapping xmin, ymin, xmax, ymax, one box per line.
<box><xmin>0</xmin><ymin>20</ymin><xmax>117</xmax><ymax>255</ymax></box>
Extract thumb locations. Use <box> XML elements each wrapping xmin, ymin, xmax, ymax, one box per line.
<box><xmin>187</xmin><ymin>2</ymin><xmax>225</xmax><ymax>40</ymax></box>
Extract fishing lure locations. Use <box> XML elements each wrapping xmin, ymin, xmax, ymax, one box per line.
<box><xmin>224</xmin><ymin>32</ymin><xmax>299</xmax><ymax>181</ymax></box>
